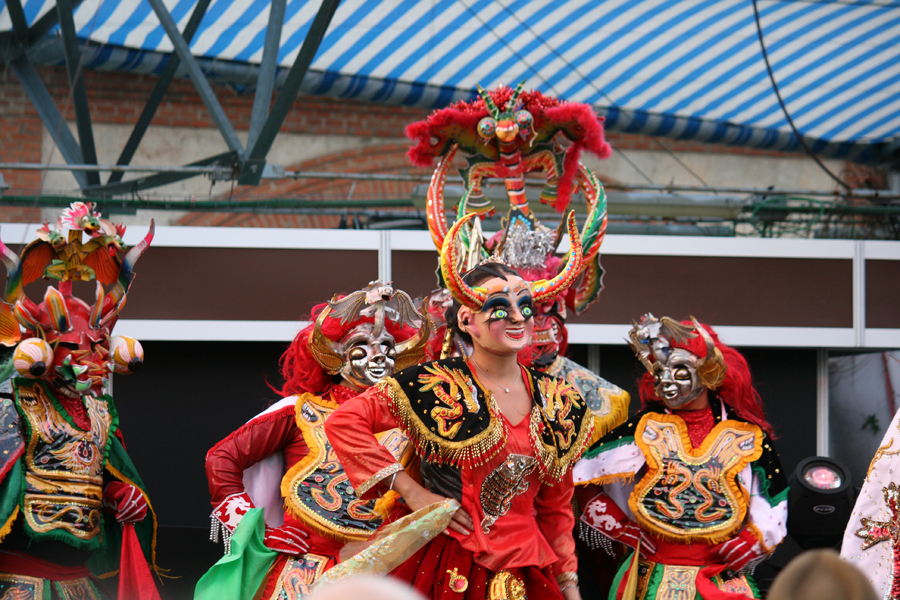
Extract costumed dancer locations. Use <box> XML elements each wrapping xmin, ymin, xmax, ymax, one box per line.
<box><xmin>325</xmin><ymin>211</ymin><xmax>593</xmax><ymax>600</ymax></box>
<box><xmin>574</xmin><ymin>315</ymin><xmax>788</xmax><ymax>599</ymax></box>
<box><xmin>0</xmin><ymin>203</ymin><xmax>158</xmax><ymax>599</ymax></box>
<box><xmin>409</xmin><ymin>81</ymin><xmax>628</xmax><ymax>441</ymax></box>
<box><xmin>840</xmin><ymin>406</ymin><xmax>900</xmax><ymax>599</ymax></box>
<box><xmin>198</xmin><ymin>281</ymin><xmax>430</xmax><ymax>600</ymax></box>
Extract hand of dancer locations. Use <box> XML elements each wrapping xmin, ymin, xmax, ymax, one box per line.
<box><xmin>102</xmin><ymin>482</ymin><xmax>149</xmax><ymax>523</ymax></box>
<box><xmin>561</xmin><ymin>586</ymin><xmax>583</xmax><ymax>600</ymax></box>
<box><xmin>392</xmin><ymin>471</ymin><xmax>474</xmax><ymax>536</ymax></box>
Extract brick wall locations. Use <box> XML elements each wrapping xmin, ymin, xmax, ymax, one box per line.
<box><xmin>0</xmin><ymin>65</ymin><xmax>826</xmax><ymax>226</ymax></box>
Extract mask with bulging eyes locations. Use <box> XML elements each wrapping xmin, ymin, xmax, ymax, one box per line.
<box><xmin>337</xmin><ymin>324</ymin><xmax>397</xmax><ymax>389</ymax></box>
<box><xmin>653</xmin><ymin>348</ymin><xmax>704</xmax><ymax>409</ymax></box>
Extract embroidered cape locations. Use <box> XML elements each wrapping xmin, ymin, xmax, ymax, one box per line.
<box><xmin>380</xmin><ymin>357</ymin><xmax>594</xmax><ymax>484</ymax></box>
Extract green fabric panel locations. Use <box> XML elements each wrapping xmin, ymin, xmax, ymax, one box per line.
<box><xmin>194</xmin><ymin>508</ymin><xmax>278</xmax><ymax>600</ymax></box>
<box><xmin>642</xmin><ymin>562</ymin><xmax>665</xmax><ymax>600</ymax></box>
<box><xmin>582</xmin><ymin>435</ymin><xmax>636</xmax><ymax>460</ymax></box>
<box><xmin>608</xmin><ymin>556</ymin><xmax>629</xmax><ymax>600</ymax></box>
<box><xmin>0</xmin><ymin>458</ymin><xmax>23</xmax><ymax>535</ymax></box>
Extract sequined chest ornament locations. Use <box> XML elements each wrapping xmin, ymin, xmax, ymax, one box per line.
<box><xmin>630</xmin><ymin>413</ymin><xmax>762</xmax><ymax>543</ymax></box>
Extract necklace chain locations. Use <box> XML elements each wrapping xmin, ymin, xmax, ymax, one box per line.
<box><xmin>472</xmin><ymin>359</ymin><xmax>520</xmax><ymax>393</ymax></box>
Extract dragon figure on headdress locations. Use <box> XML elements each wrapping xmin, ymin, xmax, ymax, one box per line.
<box><xmin>409</xmin><ymin>82</ymin><xmax>629</xmax><ymax>442</ymax></box>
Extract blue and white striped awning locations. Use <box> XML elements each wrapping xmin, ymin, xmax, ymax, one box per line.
<box><xmin>2</xmin><ymin>0</ymin><xmax>899</xmax><ymax>156</ymax></box>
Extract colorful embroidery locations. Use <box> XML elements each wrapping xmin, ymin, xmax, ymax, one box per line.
<box><xmin>284</xmin><ymin>394</ymin><xmax>409</xmax><ymax>543</ymax></box>
<box><xmin>0</xmin><ymin>572</ymin><xmax>44</xmax><ymax>600</ymax></box>
<box><xmin>545</xmin><ymin>355</ymin><xmax>629</xmax><ymax>443</ymax></box>
<box><xmin>480</xmin><ymin>454</ymin><xmax>536</xmax><ymax>533</ymax></box>
<box><xmin>267</xmin><ymin>553</ymin><xmax>330</xmax><ymax>600</ymax></box>
<box><xmin>855</xmin><ymin>480</ymin><xmax>900</xmax><ymax>600</ymax></box>
<box><xmin>418</xmin><ymin>364</ymin><xmax>480</xmax><ymax>439</ymax></box>
<box><xmin>630</xmin><ymin>414</ymin><xmax>762</xmax><ymax>544</ymax></box>
<box><xmin>55</xmin><ymin>578</ymin><xmax>100</xmax><ymax>600</ymax></box>
<box><xmin>16</xmin><ymin>383</ymin><xmax>110</xmax><ymax>542</ymax></box>
<box><xmin>657</xmin><ymin>565</ymin><xmax>699</xmax><ymax>600</ymax></box>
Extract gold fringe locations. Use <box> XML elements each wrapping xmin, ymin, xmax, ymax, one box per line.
<box><xmin>383</xmin><ymin>378</ymin><xmax>508</xmax><ymax>468</ymax></box>
<box><xmin>590</xmin><ymin>390</ymin><xmax>631</xmax><ymax>446</ymax></box>
<box><xmin>0</xmin><ymin>505</ymin><xmax>19</xmax><ymax>544</ymax></box>
<box><xmin>627</xmin><ymin>413</ymin><xmax>762</xmax><ymax>545</ymax></box>
<box><xmin>530</xmin><ymin>387</ymin><xmax>597</xmax><ymax>485</ymax></box>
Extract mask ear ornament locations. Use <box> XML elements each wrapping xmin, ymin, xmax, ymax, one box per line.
<box><xmin>13</xmin><ymin>337</ymin><xmax>53</xmax><ymax>378</ymax></box>
<box><xmin>110</xmin><ymin>336</ymin><xmax>144</xmax><ymax>374</ymax></box>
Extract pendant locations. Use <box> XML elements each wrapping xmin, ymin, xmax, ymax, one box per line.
<box><xmin>504</xmin><ymin>388</ymin><xmax>510</xmax><ymax>393</ymax></box>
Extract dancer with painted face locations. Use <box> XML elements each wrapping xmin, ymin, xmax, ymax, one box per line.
<box><xmin>573</xmin><ymin>315</ymin><xmax>788</xmax><ymax>600</ymax></box>
<box><xmin>326</xmin><ymin>213</ymin><xmax>594</xmax><ymax>600</ymax></box>
<box><xmin>0</xmin><ymin>203</ymin><xmax>158</xmax><ymax>600</ymax></box>
<box><xmin>198</xmin><ymin>281</ymin><xmax>429</xmax><ymax>600</ymax></box>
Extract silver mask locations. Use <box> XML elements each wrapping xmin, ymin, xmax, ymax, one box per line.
<box><xmin>337</xmin><ymin>324</ymin><xmax>396</xmax><ymax>389</ymax></box>
<box><xmin>653</xmin><ymin>348</ymin><xmax>703</xmax><ymax>409</ymax></box>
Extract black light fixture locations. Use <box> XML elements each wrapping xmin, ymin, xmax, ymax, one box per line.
<box><xmin>787</xmin><ymin>456</ymin><xmax>854</xmax><ymax>549</ymax></box>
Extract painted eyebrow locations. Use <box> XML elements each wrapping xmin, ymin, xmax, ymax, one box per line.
<box><xmin>483</xmin><ymin>296</ymin><xmax>512</xmax><ymax>311</ymax></box>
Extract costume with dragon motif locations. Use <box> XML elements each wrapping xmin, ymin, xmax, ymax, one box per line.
<box><xmin>197</xmin><ymin>281</ymin><xmax>431</xmax><ymax>600</ymax></box>
<box><xmin>573</xmin><ymin>315</ymin><xmax>788</xmax><ymax>600</ymax></box>
<box><xmin>326</xmin><ymin>207</ymin><xmax>594</xmax><ymax>600</ymax></box>
<box><xmin>0</xmin><ymin>203</ymin><xmax>158</xmax><ymax>600</ymax></box>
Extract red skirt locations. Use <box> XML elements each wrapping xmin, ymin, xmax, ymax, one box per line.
<box><xmin>390</xmin><ymin>534</ymin><xmax>565</xmax><ymax>600</ymax></box>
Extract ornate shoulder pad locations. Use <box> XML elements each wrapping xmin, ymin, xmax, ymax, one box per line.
<box><xmin>382</xmin><ymin>358</ymin><xmax>507</xmax><ymax>468</ymax></box>
<box><xmin>528</xmin><ymin>368</ymin><xmax>594</xmax><ymax>484</ymax></box>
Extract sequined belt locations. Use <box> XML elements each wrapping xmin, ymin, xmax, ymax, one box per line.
<box><xmin>23</xmin><ymin>470</ymin><xmax>103</xmax><ymax>540</ymax></box>
<box><xmin>630</xmin><ymin>560</ymin><xmax>756</xmax><ymax>600</ymax></box>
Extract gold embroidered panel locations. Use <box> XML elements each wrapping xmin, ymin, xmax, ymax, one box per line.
<box><xmin>16</xmin><ymin>385</ymin><xmax>109</xmax><ymax>541</ymax></box>
<box><xmin>630</xmin><ymin>414</ymin><xmax>762</xmax><ymax>543</ymax></box>
<box><xmin>267</xmin><ymin>553</ymin><xmax>330</xmax><ymax>600</ymax></box>
<box><xmin>284</xmin><ymin>395</ymin><xmax>409</xmax><ymax>542</ymax></box>
<box><xmin>0</xmin><ymin>572</ymin><xmax>44</xmax><ymax>600</ymax></box>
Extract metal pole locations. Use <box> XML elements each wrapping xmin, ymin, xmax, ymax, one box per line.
<box><xmin>144</xmin><ymin>0</ymin><xmax>244</xmax><ymax>157</ymax></box>
<box><xmin>246</xmin><ymin>0</ymin><xmax>287</xmax><ymax>155</ymax></box>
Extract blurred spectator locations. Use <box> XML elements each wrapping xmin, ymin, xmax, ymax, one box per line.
<box><xmin>767</xmin><ymin>549</ymin><xmax>878</xmax><ymax>600</ymax></box>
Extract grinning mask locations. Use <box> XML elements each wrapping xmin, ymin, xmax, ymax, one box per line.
<box><xmin>337</xmin><ymin>324</ymin><xmax>397</xmax><ymax>389</ymax></box>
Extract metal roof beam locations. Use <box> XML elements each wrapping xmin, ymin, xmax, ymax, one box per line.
<box><xmin>145</xmin><ymin>0</ymin><xmax>244</xmax><ymax>158</ymax></box>
<box><xmin>8</xmin><ymin>55</ymin><xmax>87</xmax><ymax>189</ymax></box>
<box><xmin>56</xmin><ymin>0</ymin><xmax>99</xmax><ymax>186</ymax></box>
<box><xmin>245</xmin><ymin>0</ymin><xmax>286</xmax><ymax>156</ymax></box>
<box><xmin>5</xmin><ymin>0</ymin><xmax>30</xmax><ymax>44</ymax></box>
<box><xmin>108</xmin><ymin>0</ymin><xmax>213</xmax><ymax>185</ymax></box>
<box><xmin>85</xmin><ymin>151</ymin><xmax>237</xmax><ymax>196</ymax></box>
<box><xmin>28</xmin><ymin>0</ymin><xmax>85</xmax><ymax>43</ymax></box>
<box><xmin>239</xmin><ymin>0</ymin><xmax>340</xmax><ymax>185</ymax></box>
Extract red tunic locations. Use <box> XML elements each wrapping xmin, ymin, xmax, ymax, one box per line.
<box><xmin>326</xmin><ymin>371</ymin><xmax>578</xmax><ymax>578</ymax></box>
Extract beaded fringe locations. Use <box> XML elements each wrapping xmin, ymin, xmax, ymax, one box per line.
<box><xmin>578</xmin><ymin>521</ymin><xmax>616</xmax><ymax>558</ymax></box>
<box><xmin>209</xmin><ymin>515</ymin><xmax>234</xmax><ymax>556</ymax></box>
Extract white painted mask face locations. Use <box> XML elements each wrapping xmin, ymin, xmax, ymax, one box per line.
<box><xmin>338</xmin><ymin>324</ymin><xmax>396</xmax><ymax>389</ymax></box>
<box><xmin>654</xmin><ymin>348</ymin><xmax>703</xmax><ymax>409</ymax></box>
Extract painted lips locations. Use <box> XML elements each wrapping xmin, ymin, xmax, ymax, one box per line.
<box><xmin>505</xmin><ymin>328</ymin><xmax>526</xmax><ymax>341</ymax></box>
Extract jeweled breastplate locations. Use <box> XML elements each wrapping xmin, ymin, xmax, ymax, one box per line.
<box><xmin>284</xmin><ymin>396</ymin><xmax>408</xmax><ymax>542</ymax></box>
<box><xmin>630</xmin><ymin>414</ymin><xmax>762</xmax><ymax>542</ymax></box>
<box><xmin>15</xmin><ymin>383</ymin><xmax>111</xmax><ymax>542</ymax></box>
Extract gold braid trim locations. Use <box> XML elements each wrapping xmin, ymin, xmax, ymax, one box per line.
<box><xmin>381</xmin><ymin>378</ymin><xmax>508</xmax><ymax>468</ymax></box>
<box><xmin>530</xmin><ymin>404</ymin><xmax>595</xmax><ymax>485</ymax></box>
<box><xmin>574</xmin><ymin>472</ymin><xmax>637</xmax><ymax>488</ymax></box>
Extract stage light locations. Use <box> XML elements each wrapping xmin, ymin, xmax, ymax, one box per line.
<box><xmin>787</xmin><ymin>456</ymin><xmax>854</xmax><ymax>549</ymax></box>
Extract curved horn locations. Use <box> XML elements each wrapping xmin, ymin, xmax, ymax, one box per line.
<box><xmin>109</xmin><ymin>220</ymin><xmax>155</xmax><ymax>304</ymax></box>
<box><xmin>530</xmin><ymin>211</ymin><xmax>583</xmax><ymax>304</ymax></box>
<box><xmin>440</xmin><ymin>213</ymin><xmax>487</xmax><ymax>310</ymax></box>
<box><xmin>427</xmin><ymin>145</ymin><xmax>457</xmax><ymax>250</ymax></box>
<box><xmin>476</xmin><ymin>84</ymin><xmax>501</xmax><ymax>120</ymax></box>
<box><xmin>504</xmin><ymin>80</ymin><xmax>526</xmax><ymax>112</ymax></box>
<box><xmin>44</xmin><ymin>286</ymin><xmax>71</xmax><ymax>333</ymax></box>
<box><xmin>307</xmin><ymin>301</ymin><xmax>346</xmax><ymax>375</ymax></box>
<box><xmin>691</xmin><ymin>317</ymin><xmax>727</xmax><ymax>390</ymax></box>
